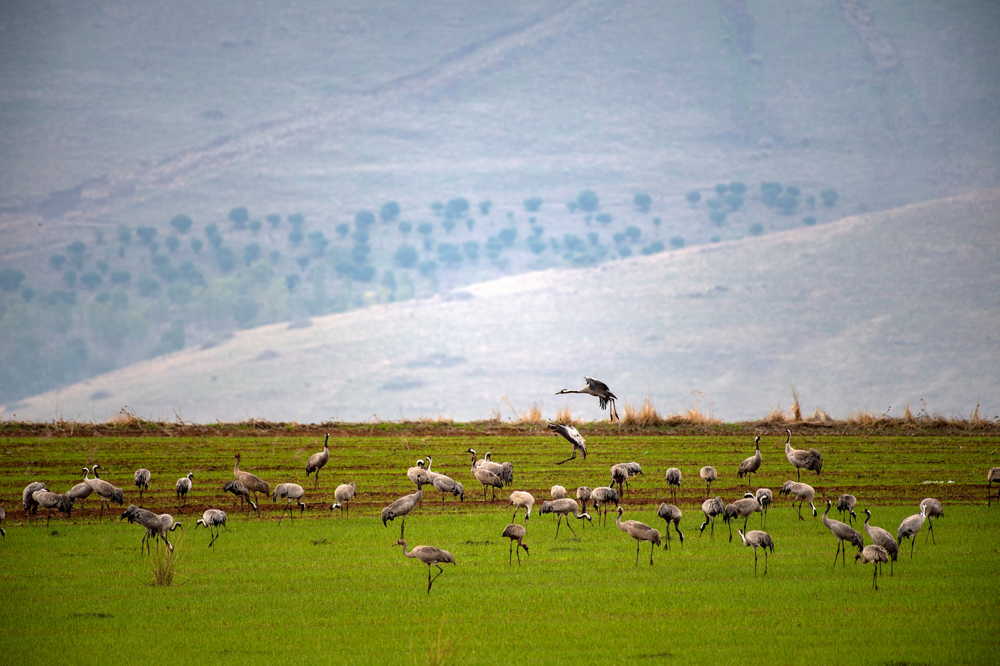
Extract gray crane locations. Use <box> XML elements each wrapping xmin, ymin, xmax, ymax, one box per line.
<box><xmin>755</xmin><ymin>488</ymin><xmax>773</xmax><ymax>528</ymax></box>
<box><xmin>897</xmin><ymin>508</ymin><xmax>926</xmax><ymax>559</ymax></box>
<box><xmin>233</xmin><ymin>453</ymin><xmax>270</xmax><ymax>505</ymax></box>
<box><xmin>423</xmin><ymin>456</ymin><xmax>464</xmax><ymax>502</ymax></box>
<box><xmin>989</xmin><ymin>467</ymin><xmax>1000</xmax><ymax>506</ymax></box>
<box><xmin>548</xmin><ymin>423</ymin><xmax>587</xmax><ymax>464</ymax></box>
<box><xmin>699</xmin><ymin>466</ymin><xmax>718</xmax><ymax>498</ymax></box>
<box><xmin>133</xmin><ymin>468</ymin><xmax>151</xmax><ymax>500</ymax></box>
<box><xmin>272</xmin><ymin>482</ymin><xmax>306</xmax><ymax>521</ymax></box>
<box><xmin>723</xmin><ymin>493</ymin><xmax>762</xmax><ymax>542</ymax></box>
<box><xmin>550</xmin><ymin>485</ymin><xmax>568</xmax><ymax>499</ymax></box>
<box><xmin>0</xmin><ymin>506</ymin><xmax>5</xmax><ymax>539</ymax></box>
<box><xmin>195</xmin><ymin>508</ymin><xmax>227</xmax><ymax>547</ymax></box>
<box><xmin>31</xmin><ymin>489</ymin><xmax>73</xmax><ymax>525</ymax></box>
<box><xmin>473</xmin><ymin>465</ymin><xmax>504</xmax><ymax>501</ymax></box>
<box><xmin>664</xmin><ymin>468</ymin><xmax>682</xmax><ymax>502</ymax></box>
<box><xmin>616</xmin><ymin>506</ymin><xmax>661</xmax><ymax>566</ymax></box>
<box><xmin>737</xmin><ymin>529</ymin><xmax>774</xmax><ymax>576</ymax></box>
<box><xmin>656</xmin><ymin>503</ymin><xmax>684</xmax><ymax>549</ymax></box>
<box><xmin>862</xmin><ymin>508</ymin><xmax>898</xmax><ymax>575</ymax></box>
<box><xmin>22</xmin><ymin>482</ymin><xmax>47</xmax><ymax>516</ymax></box>
<box><xmin>779</xmin><ymin>481</ymin><xmax>817</xmax><ymax>520</ymax></box>
<box><xmin>382</xmin><ymin>490</ymin><xmax>422</xmax><ymax>539</ymax></box>
<box><xmin>737</xmin><ymin>435</ymin><xmax>762</xmax><ymax>487</ymax></box>
<box><xmin>86</xmin><ymin>465</ymin><xmax>125</xmax><ymax>520</ymax></box>
<box><xmin>305</xmin><ymin>434</ymin><xmax>330</xmax><ymax>488</ymax></box>
<box><xmin>120</xmin><ymin>505</ymin><xmax>181</xmax><ymax>553</ymax></box>
<box><xmin>222</xmin><ymin>480</ymin><xmax>259</xmax><ymax>514</ymax></box>
<box><xmin>555</xmin><ymin>376</ymin><xmax>620</xmax><ymax>422</ymax></box>
<box><xmin>589</xmin><ymin>486</ymin><xmax>620</xmax><ymax>526</ymax></box>
<box><xmin>610</xmin><ymin>463</ymin><xmax>632</xmax><ymax>498</ymax></box>
<box><xmin>539</xmin><ymin>498</ymin><xmax>592</xmax><ymax>538</ymax></box>
<box><xmin>501</xmin><ymin>523</ymin><xmax>529</xmax><ymax>565</ymax></box>
<box><xmin>483</xmin><ymin>452</ymin><xmax>514</xmax><ymax>486</ymax></box>
<box><xmin>330</xmin><ymin>482</ymin><xmax>357</xmax><ymax>516</ymax></box>
<box><xmin>509</xmin><ymin>490</ymin><xmax>535</xmax><ymax>522</ymax></box>
<box><xmin>856</xmin><ymin>544</ymin><xmax>890</xmax><ymax>590</ymax></box>
<box><xmin>823</xmin><ymin>499</ymin><xmax>863</xmax><ymax>567</ymax></box>
<box><xmin>175</xmin><ymin>472</ymin><xmax>194</xmax><ymax>507</ymax></box>
<box><xmin>394</xmin><ymin>539</ymin><xmax>455</xmax><ymax>594</ymax></box>
<box><xmin>784</xmin><ymin>429</ymin><xmax>823</xmax><ymax>480</ymax></box>
<box><xmin>918</xmin><ymin>498</ymin><xmax>943</xmax><ymax>543</ymax></box>
<box><xmin>407</xmin><ymin>459</ymin><xmax>431</xmax><ymax>489</ymax></box>
<box><xmin>836</xmin><ymin>494</ymin><xmax>858</xmax><ymax>524</ymax></box>
<box><xmin>67</xmin><ymin>467</ymin><xmax>93</xmax><ymax>510</ymax></box>
<box><xmin>576</xmin><ymin>487</ymin><xmax>592</xmax><ymax>514</ymax></box>
<box><xmin>699</xmin><ymin>496</ymin><xmax>725</xmax><ymax>536</ymax></box>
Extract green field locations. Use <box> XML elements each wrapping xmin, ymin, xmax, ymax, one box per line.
<box><xmin>2</xmin><ymin>427</ymin><xmax>999</xmax><ymax>664</ymax></box>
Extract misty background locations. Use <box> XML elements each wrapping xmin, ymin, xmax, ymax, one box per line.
<box><xmin>1</xmin><ymin>1</ymin><xmax>998</xmax><ymax>423</ymax></box>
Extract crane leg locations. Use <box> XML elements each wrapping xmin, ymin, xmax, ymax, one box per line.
<box><xmin>649</xmin><ymin>541</ymin><xmax>655</xmax><ymax>566</ymax></box>
<box><xmin>833</xmin><ymin>541</ymin><xmax>841</xmax><ymax>568</ymax></box>
<box><xmin>635</xmin><ymin>540</ymin><xmax>640</xmax><ymax>566</ymax></box>
<box><xmin>555</xmin><ymin>452</ymin><xmax>576</xmax><ymax>465</ymax></box>
<box><xmin>927</xmin><ymin>519</ymin><xmax>936</xmax><ymax>544</ymax></box>
<box><xmin>753</xmin><ymin>548</ymin><xmax>758</xmax><ymax>576</ymax></box>
<box><xmin>400</xmin><ymin>519</ymin><xmax>406</xmax><ymax>540</ymax></box>
<box><xmin>565</xmin><ymin>517</ymin><xmax>578</xmax><ymax>538</ymax></box>
<box><xmin>508</xmin><ymin>540</ymin><xmax>513</xmax><ymax>565</ymax></box>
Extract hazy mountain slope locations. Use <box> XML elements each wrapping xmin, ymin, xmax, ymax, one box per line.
<box><xmin>12</xmin><ymin>189</ymin><xmax>998</xmax><ymax>423</ymax></box>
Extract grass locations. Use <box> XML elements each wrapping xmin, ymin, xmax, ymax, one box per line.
<box><xmin>1</xmin><ymin>429</ymin><xmax>999</xmax><ymax>664</ymax></box>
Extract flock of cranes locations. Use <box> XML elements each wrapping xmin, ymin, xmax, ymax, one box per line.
<box><xmin>4</xmin><ymin>377</ymin><xmax>991</xmax><ymax>594</ymax></box>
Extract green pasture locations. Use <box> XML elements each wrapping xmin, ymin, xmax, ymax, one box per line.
<box><xmin>1</xmin><ymin>431</ymin><xmax>999</xmax><ymax>664</ymax></box>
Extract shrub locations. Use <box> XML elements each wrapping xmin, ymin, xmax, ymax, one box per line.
<box><xmin>523</xmin><ymin>197</ymin><xmax>543</xmax><ymax>212</ymax></box>
<box><xmin>307</xmin><ymin>231</ymin><xmax>328</xmax><ymax>256</ymax></box>
<box><xmin>729</xmin><ymin>182</ymin><xmax>747</xmax><ymax>195</ymax></box>
<box><xmin>463</xmin><ymin>240</ymin><xmax>479</xmax><ymax>261</ymax></box>
<box><xmin>63</xmin><ymin>270</ymin><xmax>77</xmax><ymax>288</ymax></box>
<box><xmin>167</xmin><ymin>283</ymin><xmax>192</xmax><ymax>306</ymax></box>
<box><xmin>466</xmin><ymin>218</ymin><xmax>475</xmax><ymax>231</ymax></box>
<box><xmin>288</xmin><ymin>213</ymin><xmax>305</xmax><ymax>231</ymax></box>
<box><xmin>351</xmin><ymin>243</ymin><xmax>370</xmax><ymax>264</ymax></box>
<box><xmin>576</xmin><ymin>189</ymin><xmax>599</xmax><ymax>212</ymax></box>
<box><xmin>233</xmin><ymin>297</ymin><xmax>258</xmax><ymax>327</ymax></box>
<box><xmin>760</xmin><ymin>182</ymin><xmax>782</xmax><ymax>207</ymax></box>
<box><xmin>266</xmin><ymin>214</ymin><xmax>281</xmax><ymax>228</ymax></box>
<box><xmin>618</xmin><ymin>246</ymin><xmax>632</xmax><ymax>257</ymax></box>
<box><xmin>437</xmin><ymin>243</ymin><xmax>463</xmax><ymax>267</ymax></box>
<box><xmin>398</xmin><ymin>221</ymin><xmax>412</xmax><ymax>234</ymax></box>
<box><xmin>803</xmin><ymin>216</ymin><xmax>817</xmax><ymax>226</ymax></box>
<box><xmin>394</xmin><ymin>244</ymin><xmax>418</xmax><ymax>269</ymax></box>
<box><xmin>634</xmin><ymin>192</ymin><xmax>652</xmax><ymax>213</ymax></box>
<box><xmin>285</xmin><ymin>274</ymin><xmax>300</xmax><ymax>291</ymax></box>
<box><xmin>190</xmin><ymin>238</ymin><xmax>203</xmax><ymax>253</ymax></box>
<box><xmin>288</xmin><ymin>229</ymin><xmax>303</xmax><ymax>246</ymax></box>
<box><xmin>595</xmin><ymin>213</ymin><xmax>612</xmax><ymax>225</ymax></box>
<box><xmin>50</xmin><ymin>254</ymin><xmax>67</xmax><ymax>270</ymax></box>
<box><xmin>640</xmin><ymin>241</ymin><xmax>665</xmax><ymax>255</ymax></box>
<box><xmin>478</xmin><ymin>201</ymin><xmax>492</xmax><ymax>215</ymax></box>
<box><xmin>528</xmin><ymin>237</ymin><xmax>546</xmax><ymax>254</ymax></box>
<box><xmin>417</xmin><ymin>260</ymin><xmax>437</xmax><ymax>277</ymax></box>
<box><xmin>624</xmin><ymin>225</ymin><xmax>641</xmax><ymax>242</ymax></box>
<box><xmin>169</xmin><ymin>214</ymin><xmax>193</xmax><ymax>234</ymax></box>
<box><xmin>215</xmin><ymin>247</ymin><xmax>236</xmax><ymax>273</ymax></box>
<box><xmin>165</xmin><ymin>235</ymin><xmax>181</xmax><ymax>253</ymax></box>
<box><xmin>380</xmin><ymin>201</ymin><xmax>401</xmax><ymax>222</ymax></box>
<box><xmin>749</xmin><ymin>223</ymin><xmax>764</xmax><ymax>235</ymax></box>
<box><xmin>417</xmin><ymin>222</ymin><xmax>433</xmax><ymax>236</ymax></box>
<box><xmin>725</xmin><ymin>194</ymin><xmax>743</xmax><ymax>210</ymax></box>
<box><xmin>21</xmin><ymin>287</ymin><xmax>35</xmax><ymax>302</ymax></box>
<box><xmin>442</xmin><ymin>220</ymin><xmax>456</xmax><ymax>233</ymax></box>
<box><xmin>117</xmin><ymin>226</ymin><xmax>132</xmax><ymax>245</ymax></box>
<box><xmin>820</xmin><ymin>188</ymin><xmax>839</xmax><ymax>207</ymax></box>
<box><xmin>710</xmin><ymin>210</ymin><xmax>727</xmax><ymax>225</ymax></box>
<box><xmin>67</xmin><ymin>240</ymin><xmax>86</xmax><ymax>268</ymax></box>
<box><xmin>248</xmin><ymin>219</ymin><xmax>261</xmax><ymax>233</ymax></box>
<box><xmin>670</xmin><ymin>236</ymin><xmax>685</xmax><ymax>249</ymax></box>
<box><xmin>686</xmin><ymin>191</ymin><xmax>701</xmax><ymax>204</ymax></box>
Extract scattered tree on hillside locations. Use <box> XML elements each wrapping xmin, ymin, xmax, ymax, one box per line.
<box><xmin>634</xmin><ymin>192</ymin><xmax>652</xmax><ymax>213</ymax></box>
<box><xmin>170</xmin><ymin>214</ymin><xmax>193</xmax><ymax>234</ymax></box>
<box><xmin>0</xmin><ymin>268</ymin><xmax>25</xmax><ymax>292</ymax></box>
<box><xmin>576</xmin><ymin>189</ymin><xmax>599</xmax><ymax>213</ymax></box>
<box><xmin>229</xmin><ymin>207</ymin><xmax>250</xmax><ymax>229</ymax></box>
<box><xmin>380</xmin><ymin>201</ymin><xmax>401</xmax><ymax>223</ymax></box>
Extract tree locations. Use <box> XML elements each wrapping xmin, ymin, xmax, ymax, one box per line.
<box><xmin>288</xmin><ymin>213</ymin><xmax>305</xmax><ymax>231</ymax></box>
<box><xmin>117</xmin><ymin>225</ymin><xmax>133</xmax><ymax>245</ymax></box>
<box><xmin>437</xmin><ymin>243</ymin><xmax>463</xmax><ymax>267</ymax></box>
<box><xmin>634</xmin><ymin>192</ymin><xmax>652</xmax><ymax>213</ymax></box>
<box><xmin>576</xmin><ymin>190</ymin><xmax>599</xmax><ymax>212</ymax></box>
<box><xmin>0</xmin><ymin>268</ymin><xmax>25</xmax><ymax>292</ymax></box>
<box><xmin>417</xmin><ymin>222</ymin><xmax>433</xmax><ymax>237</ymax></box>
<box><xmin>215</xmin><ymin>247</ymin><xmax>236</xmax><ymax>273</ymax></box>
<box><xmin>285</xmin><ymin>274</ymin><xmax>300</xmax><ymax>291</ymax></box>
<box><xmin>498</xmin><ymin>227</ymin><xmax>517</xmax><ymax>247</ymax></box>
<box><xmin>445</xmin><ymin>198</ymin><xmax>469</xmax><ymax>219</ymax></box>
<box><xmin>418</xmin><ymin>260</ymin><xmax>437</xmax><ymax>277</ymax></box>
<box><xmin>803</xmin><ymin>216</ymin><xmax>817</xmax><ymax>226</ymax></box>
<box><xmin>463</xmin><ymin>240</ymin><xmax>479</xmax><ymax>261</ymax></box>
<box><xmin>523</xmin><ymin>197</ymin><xmax>543</xmax><ymax>212</ymax></box>
<box><xmin>710</xmin><ymin>210</ymin><xmax>727</xmax><ymax>225</ymax></box>
<box><xmin>50</xmin><ymin>254</ymin><xmax>67</xmax><ymax>271</ymax></box>
<box><xmin>307</xmin><ymin>231</ymin><xmax>328</xmax><ymax>256</ymax></box>
<box><xmin>248</xmin><ymin>219</ymin><xmax>262</xmax><ymax>234</ymax></box>
<box><xmin>233</xmin><ymin>297</ymin><xmax>258</xmax><ymax>328</ymax></box>
<box><xmin>136</xmin><ymin>226</ymin><xmax>157</xmax><ymax>246</ymax></box>
<box><xmin>266</xmin><ymin>214</ymin><xmax>282</xmax><ymax>228</ymax></box>
<box><xmin>165</xmin><ymin>235</ymin><xmax>181</xmax><ymax>253</ymax></box>
<box><xmin>110</xmin><ymin>270</ymin><xmax>131</xmax><ymax>285</ymax></box>
<box><xmin>596</xmin><ymin>213</ymin><xmax>612</xmax><ymax>225</ymax></box>
<box><xmin>478</xmin><ymin>200</ymin><xmax>492</xmax><ymax>215</ymax></box>
<box><xmin>355</xmin><ymin>210</ymin><xmax>376</xmax><ymax>230</ymax></box>
<box><xmin>80</xmin><ymin>272</ymin><xmax>102</xmax><ymax>289</ymax></box>
<box><xmin>229</xmin><ymin>207</ymin><xmax>250</xmax><ymax>228</ymax></box>
<box><xmin>67</xmin><ymin>240</ymin><xmax>86</xmax><ymax>269</ymax></box>
<box><xmin>398</xmin><ymin>221</ymin><xmax>412</xmax><ymax>234</ymax></box>
<box><xmin>760</xmin><ymin>182</ymin><xmax>783</xmax><ymax>207</ymax></box>
<box><xmin>190</xmin><ymin>238</ymin><xmax>203</xmax><ymax>253</ymax></box>
<box><xmin>170</xmin><ymin>214</ymin><xmax>193</xmax><ymax>234</ymax></box>
<box><xmin>63</xmin><ymin>270</ymin><xmax>77</xmax><ymax>288</ymax></box>
<box><xmin>336</xmin><ymin>223</ymin><xmax>350</xmax><ymax>238</ymax></box>
<box><xmin>686</xmin><ymin>191</ymin><xmax>701</xmax><ymax>204</ymax></box>
<box><xmin>669</xmin><ymin>236</ymin><xmax>685</xmax><ymax>249</ymax></box>
<box><xmin>394</xmin><ymin>244</ymin><xmax>418</xmax><ymax>269</ymax></box>
<box><xmin>624</xmin><ymin>225</ymin><xmax>642</xmax><ymax>242</ymax></box>
<box><xmin>749</xmin><ymin>223</ymin><xmax>764</xmax><ymax>235</ymax></box>
<box><xmin>137</xmin><ymin>276</ymin><xmax>160</xmax><ymax>298</ymax></box>
<box><xmin>244</xmin><ymin>242</ymin><xmax>262</xmax><ymax>265</ymax></box>
<box><xmin>380</xmin><ymin>201</ymin><xmax>401</xmax><ymax>222</ymax></box>
<box><xmin>640</xmin><ymin>241</ymin><xmax>665</xmax><ymax>255</ymax></box>
<box><xmin>288</xmin><ymin>229</ymin><xmax>304</xmax><ymax>247</ymax></box>
<box><xmin>351</xmin><ymin>243</ymin><xmax>370</xmax><ymax>264</ymax></box>
<box><xmin>820</xmin><ymin>188</ymin><xmax>839</xmax><ymax>207</ymax></box>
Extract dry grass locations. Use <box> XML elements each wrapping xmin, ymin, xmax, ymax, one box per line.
<box><xmin>621</xmin><ymin>399</ymin><xmax>664</xmax><ymax>426</ymax></box>
<box><xmin>808</xmin><ymin>408</ymin><xmax>833</xmax><ymax>423</ymax></box>
<box><xmin>552</xmin><ymin>407</ymin><xmax>577</xmax><ymax>425</ymax></box>
<box><xmin>151</xmin><ymin>548</ymin><xmax>176</xmax><ymax>586</ymax></box>
<box><xmin>664</xmin><ymin>407</ymin><xmax>721</xmax><ymax>425</ymax></box>
<box><xmin>790</xmin><ymin>389</ymin><xmax>802</xmax><ymax>422</ymax></box>
<box><xmin>763</xmin><ymin>407</ymin><xmax>788</xmax><ymax>424</ymax></box>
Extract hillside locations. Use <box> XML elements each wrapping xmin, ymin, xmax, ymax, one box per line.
<box><xmin>10</xmin><ymin>188</ymin><xmax>999</xmax><ymax>423</ymax></box>
<box><xmin>1</xmin><ymin>1</ymin><xmax>999</xmax><ymax>403</ymax></box>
